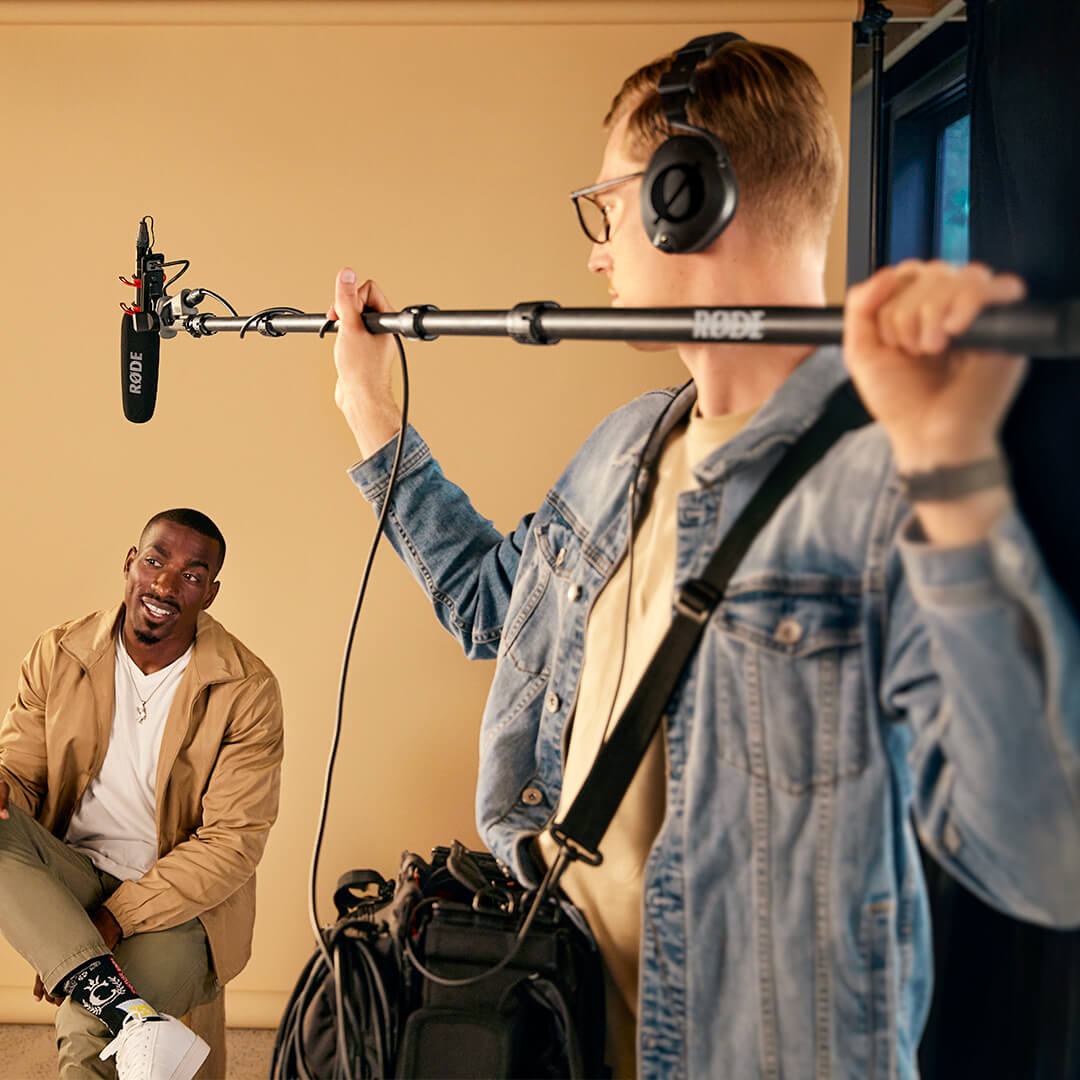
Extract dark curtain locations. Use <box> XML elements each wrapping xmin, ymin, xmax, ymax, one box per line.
<box><xmin>918</xmin><ymin>3</ymin><xmax>1080</xmax><ymax>1078</ymax></box>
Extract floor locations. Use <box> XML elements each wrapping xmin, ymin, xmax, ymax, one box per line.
<box><xmin>0</xmin><ymin>1023</ymin><xmax>277</xmax><ymax>1078</ymax></box>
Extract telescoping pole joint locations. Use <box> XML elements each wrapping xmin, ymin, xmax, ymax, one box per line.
<box><xmin>400</xmin><ymin>305</ymin><xmax>441</xmax><ymax>341</ymax></box>
<box><xmin>507</xmin><ymin>301</ymin><xmax>563</xmax><ymax>345</ymax></box>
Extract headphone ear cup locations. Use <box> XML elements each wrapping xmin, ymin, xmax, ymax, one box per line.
<box><xmin>640</xmin><ymin>132</ymin><xmax>738</xmax><ymax>254</ymax></box>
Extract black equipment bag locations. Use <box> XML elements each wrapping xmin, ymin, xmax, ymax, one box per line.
<box><xmin>271</xmin><ymin>842</ymin><xmax>606</xmax><ymax>1079</ymax></box>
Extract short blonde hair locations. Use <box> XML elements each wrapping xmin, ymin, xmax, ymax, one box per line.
<box><xmin>606</xmin><ymin>39</ymin><xmax>842</xmax><ymax>249</ymax></box>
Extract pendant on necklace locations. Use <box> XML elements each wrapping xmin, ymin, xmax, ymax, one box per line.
<box><xmin>136</xmin><ymin>702</ymin><xmax>147</xmax><ymax>724</ymax></box>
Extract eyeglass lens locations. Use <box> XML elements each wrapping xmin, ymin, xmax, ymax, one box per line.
<box><xmin>574</xmin><ymin>196</ymin><xmax>608</xmax><ymax>244</ymax></box>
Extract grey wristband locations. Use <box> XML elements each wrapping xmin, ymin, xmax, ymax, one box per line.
<box><xmin>896</xmin><ymin>456</ymin><xmax>1008</xmax><ymax>501</ymax></box>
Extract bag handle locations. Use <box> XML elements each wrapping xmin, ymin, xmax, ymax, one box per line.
<box><xmin>333</xmin><ymin>868</ymin><xmax>391</xmax><ymax>919</ymax></box>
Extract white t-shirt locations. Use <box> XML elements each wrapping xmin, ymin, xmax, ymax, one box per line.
<box><xmin>65</xmin><ymin>634</ymin><xmax>193</xmax><ymax>881</ymax></box>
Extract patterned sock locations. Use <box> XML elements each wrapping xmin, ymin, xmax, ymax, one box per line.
<box><xmin>59</xmin><ymin>954</ymin><xmax>159</xmax><ymax>1036</ymax></box>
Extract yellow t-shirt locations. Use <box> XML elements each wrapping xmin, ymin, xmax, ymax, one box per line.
<box><xmin>537</xmin><ymin>404</ymin><xmax>755</xmax><ymax>1078</ymax></box>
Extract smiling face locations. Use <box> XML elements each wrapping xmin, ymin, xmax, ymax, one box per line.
<box><xmin>122</xmin><ymin>519</ymin><xmax>222</xmax><ymax>663</ymax></box>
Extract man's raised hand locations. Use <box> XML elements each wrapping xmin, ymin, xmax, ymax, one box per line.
<box><xmin>329</xmin><ymin>270</ymin><xmax>403</xmax><ymax>459</ymax></box>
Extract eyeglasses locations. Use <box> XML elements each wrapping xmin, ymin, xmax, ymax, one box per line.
<box><xmin>569</xmin><ymin>172</ymin><xmax>645</xmax><ymax>244</ymax></box>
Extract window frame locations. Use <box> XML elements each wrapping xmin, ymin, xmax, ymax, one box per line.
<box><xmin>846</xmin><ymin>21</ymin><xmax>970</xmax><ymax>285</ymax></box>
<box><xmin>885</xmin><ymin>49</ymin><xmax>970</xmax><ymax>265</ymax></box>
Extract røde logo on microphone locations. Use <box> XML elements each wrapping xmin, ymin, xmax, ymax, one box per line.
<box><xmin>692</xmin><ymin>308</ymin><xmax>765</xmax><ymax>341</ymax></box>
<box><xmin>128</xmin><ymin>352</ymin><xmax>143</xmax><ymax>395</ymax></box>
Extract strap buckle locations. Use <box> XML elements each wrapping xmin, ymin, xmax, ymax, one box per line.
<box><xmin>547</xmin><ymin>825</ymin><xmax>603</xmax><ymax>868</ymax></box>
<box><xmin>673</xmin><ymin>579</ymin><xmax>721</xmax><ymax>625</ymax></box>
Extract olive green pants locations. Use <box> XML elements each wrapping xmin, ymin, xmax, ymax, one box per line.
<box><xmin>0</xmin><ymin>805</ymin><xmax>218</xmax><ymax>1078</ymax></box>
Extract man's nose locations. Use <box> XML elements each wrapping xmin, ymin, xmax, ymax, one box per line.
<box><xmin>150</xmin><ymin>567</ymin><xmax>179</xmax><ymax>596</ymax></box>
<box><xmin>587</xmin><ymin>241</ymin><xmax>611</xmax><ymax>275</ymax></box>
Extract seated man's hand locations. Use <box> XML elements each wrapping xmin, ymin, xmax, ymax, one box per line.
<box><xmin>32</xmin><ymin>973</ymin><xmax>62</xmax><ymax>1005</ymax></box>
<box><xmin>91</xmin><ymin>905</ymin><xmax>123</xmax><ymax>951</ymax></box>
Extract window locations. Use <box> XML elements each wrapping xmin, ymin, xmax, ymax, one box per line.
<box><xmin>846</xmin><ymin>22</ymin><xmax>970</xmax><ymax>283</ymax></box>
<box><xmin>885</xmin><ymin>51</ymin><xmax>969</xmax><ymax>265</ymax></box>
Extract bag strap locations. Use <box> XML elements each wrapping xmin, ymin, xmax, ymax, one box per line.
<box><xmin>550</xmin><ymin>379</ymin><xmax>870</xmax><ymax>863</ymax></box>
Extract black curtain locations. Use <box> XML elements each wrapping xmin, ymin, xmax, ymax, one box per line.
<box><xmin>918</xmin><ymin>3</ymin><xmax>1080</xmax><ymax>1078</ymax></box>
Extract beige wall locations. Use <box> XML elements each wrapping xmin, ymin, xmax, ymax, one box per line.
<box><xmin>0</xmin><ymin>0</ymin><xmax>855</xmax><ymax>1027</ymax></box>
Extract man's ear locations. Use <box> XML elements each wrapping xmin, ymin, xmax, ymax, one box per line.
<box><xmin>123</xmin><ymin>546</ymin><xmax>137</xmax><ymax>575</ymax></box>
<box><xmin>203</xmin><ymin>580</ymin><xmax>221</xmax><ymax>611</ymax></box>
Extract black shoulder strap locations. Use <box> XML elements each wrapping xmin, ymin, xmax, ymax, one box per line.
<box><xmin>550</xmin><ymin>379</ymin><xmax>870</xmax><ymax>863</ymax></box>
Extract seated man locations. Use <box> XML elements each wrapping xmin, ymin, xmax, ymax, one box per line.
<box><xmin>328</xmin><ymin>34</ymin><xmax>1080</xmax><ymax>1079</ymax></box>
<box><xmin>0</xmin><ymin>508</ymin><xmax>284</xmax><ymax>1080</ymax></box>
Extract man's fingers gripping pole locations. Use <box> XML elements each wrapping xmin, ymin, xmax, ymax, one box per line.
<box><xmin>332</xmin><ymin>267</ymin><xmax>362</xmax><ymax>331</ymax></box>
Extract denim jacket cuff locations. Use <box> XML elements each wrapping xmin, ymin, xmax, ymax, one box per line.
<box><xmin>514</xmin><ymin>833</ymin><xmax>547</xmax><ymax>890</ymax></box>
<box><xmin>346</xmin><ymin>424</ymin><xmax>432</xmax><ymax>504</ymax></box>
<box><xmin>897</xmin><ymin>503</ymin><xmax>1040</xmax><ymax>608</ymax></box>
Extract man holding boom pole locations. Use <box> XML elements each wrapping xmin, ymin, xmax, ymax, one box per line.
<box><xmin>330</xmin><ymin>35</ymin><xmax>1080</xmax><ymax>1079</ymax></box>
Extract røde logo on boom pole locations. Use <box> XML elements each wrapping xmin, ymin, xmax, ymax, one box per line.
<box><xmin>691</xmin><ymin>308</ymin><xmax>766</xmax><ymax>341</ymax></box>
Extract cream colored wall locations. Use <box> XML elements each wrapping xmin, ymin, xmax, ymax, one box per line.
<box><xmin>0</xmin><ymin>0</ymin><xmax>855</xmax><ymax>1027</ymax></box>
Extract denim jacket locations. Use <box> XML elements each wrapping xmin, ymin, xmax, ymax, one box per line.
<box><xmin>350</xmin><ymin>348</ymin><xmax>1080</xmax><ymax>1079</ymax></box>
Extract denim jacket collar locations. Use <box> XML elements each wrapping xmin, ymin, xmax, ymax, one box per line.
<box><xmin>691</xmin><ymin>346</ymin><xmax>850</xmax><ymax>487</ymax></box>
<box><xmin>630</xmin><ymin>347</ymin><xmax>849</xmax><ymax>493</ymax></box>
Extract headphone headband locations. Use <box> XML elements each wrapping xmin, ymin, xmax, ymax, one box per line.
<box><xmin>657</xmin><ymin>33</ymin><xmax>745</xmax><ymax>126</ymax></box>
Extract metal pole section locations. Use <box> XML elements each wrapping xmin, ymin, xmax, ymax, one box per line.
<box><xmin>861</xmin><ymin>2</ymin><xmax>893</xmax><ymax>274</ymax></box>
<box><xmin>179</xmin><ymin>301</ymin><xmax>1080</xmax><ymax>357</ymax></box>
<box><xmin>852</xmin><ymin>0</ymin><xmax>965</xmax><ymax>97</ymax></box>
<box><xmin>870</xmin><ymin>28</ymin><xmax>884</xmax><ymax>272</ymax></box>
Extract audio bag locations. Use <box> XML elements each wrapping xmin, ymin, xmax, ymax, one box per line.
<box><xmin>270</xmin><ymin>843</ymin><xmax>606</xmax><ymax>1079</ymax></box>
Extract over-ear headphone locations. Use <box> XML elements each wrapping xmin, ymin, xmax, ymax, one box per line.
<box><xmin>641</xmin><ymin>32</ymin><xmax>744</xmax><ymax>254</ymax></box>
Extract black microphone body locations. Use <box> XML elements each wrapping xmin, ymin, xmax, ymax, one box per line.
<box><xmin>121</xmin><ymin>313</ymin><xmax>160</xmax><ymax>423</ymax></box>
<box><xmin>122</xmin><ymin>218</ymin><xmax>167</xmax><ymax>422</ymax></box>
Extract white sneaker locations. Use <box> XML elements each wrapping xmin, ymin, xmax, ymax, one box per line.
<box><xmin>99</xmin><ymin>1013</ymin><xmax>210</xmax><ymax>1080</ymax></box>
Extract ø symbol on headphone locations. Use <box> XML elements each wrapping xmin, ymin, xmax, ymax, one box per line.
<box><xmin>650</xmin><ymin>163</ymin><xmax>705</xmax><ymax>225</ymax></box>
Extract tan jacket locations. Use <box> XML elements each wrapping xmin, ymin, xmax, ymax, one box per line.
<box><xmin>0</xmin><ymin>604</ymin><xmax>284</xmax><ymax>985</ymax></box>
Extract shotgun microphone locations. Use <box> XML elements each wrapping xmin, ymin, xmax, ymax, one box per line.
<box><xmin>120</xmin><ymin>312</ymin><xmax>159</xmax><ymax>423</ymax></box>
<box><xmin>120</xmin><ymin>217</ymin><xmax>166</xmax><ymax>423</ymax></box>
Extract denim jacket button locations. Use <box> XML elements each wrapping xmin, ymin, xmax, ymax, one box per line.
<box><xmin>545</xmin><ymin>691</ymin><xmax>561</xmax><ymax>713</ymax></box>
<box><xmin>997</xmin><ymin>541</ymin><xmax>1025</xmax><ymax>576</ymax></box>
<box><xmin>774</xmin><ymin>617</ymin><xmax>803</xmax><ymax>645</ymax></box>
<box><xmin>567</xmin><ymin>583</ymin><xmax>581</xmax><ymax>602</ymax></box>
<box><xmin>555</xmin><ymin>547</ymin><xmax>567</xmax><ymax>568</ymax></box>
<box><xmin>521</xmin><ymin>786</ymin><xmax>544</xmax><ymax>807</ymax></box>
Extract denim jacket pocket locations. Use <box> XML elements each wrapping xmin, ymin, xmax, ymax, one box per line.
<box><xmin>713</xmin><ymin>577</ymin><xmax>867</xmax><ymax>793</ymax></box>
<box><xmin>499</xmin><ymin>510</ymin><xmax>583</xmax><ymax>677</ymax></box>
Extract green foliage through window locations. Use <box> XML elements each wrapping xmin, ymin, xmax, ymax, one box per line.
<box><xmin>937</xmin><ymin>113</ymin><xmax>970</xmax><ymax>263</ymax></box>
